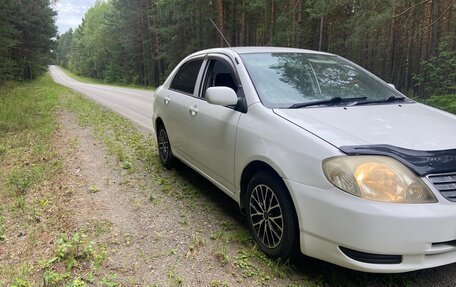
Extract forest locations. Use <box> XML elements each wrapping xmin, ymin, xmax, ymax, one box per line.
<box><xmin>0</xmin><ymin>0</ymin><xmax>454</xmax><ymax>97</ymax></box>
<box><xmin>54</xmin><ymin>0</ymin><xmax>456</xmax><ymax>97</ymax></box>
<box><xmin>0</xmin><ymin>0</ymin><xmax>56</xmax><ymax>84</ymax></box>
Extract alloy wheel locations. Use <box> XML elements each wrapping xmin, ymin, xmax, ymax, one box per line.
<box><xmin>249</xmin><ymin>184</ymin><xmax>284</xmax><ymax>248</ymax></box>
<box><xmin>158</xmin><ymin>128</ymin><xmax>169</xmax><ymax>162</ymax></box>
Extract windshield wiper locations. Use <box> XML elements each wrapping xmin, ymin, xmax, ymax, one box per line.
<box><xmin>289</xmin><ymin>96</ymin><xmax>367</xmax><ymax>109</ymax></box>
<box><xmin>351</xmin><ymin>96</ymin><xmax>409</xmax><ymax>106</ymax></box>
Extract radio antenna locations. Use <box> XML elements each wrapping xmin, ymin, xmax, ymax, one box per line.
<box><xmin>209</xmin><ymin>18</ymin><xmax>231</xmax><ymax>47</ymax></box>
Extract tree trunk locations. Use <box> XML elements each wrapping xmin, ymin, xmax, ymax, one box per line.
<box><xmin>140</xmin><ymin>14</ymin><xmax>146</xmax><ymax>85</ymax></box>
<box><xmin>419</xmin><ymin>0</ymin><xmax>432</xmax><ymax>96</ymax></box>
<box><xmin>386</xmin><ymin>0</ymin><xmax>397</xmax><ymax>82</ymax></box>
<box><xmin>232</xmin><ymin>0</ymin><xmax>237</xmax><ymax>46</ymax></box>
<box><xmin>327</xmin><ymin>23</ymin><xmax>332</xmax><ymax>52</ymax></box>
<box><xmin>216</xmin><ymin>0</ymin><xmax>225</xmax><ymax>47</ymax></box>
<box><xmin>297</xmin><ymin>0</ymin><xmax>303</xmax><ymax>46</ymax></box>
<box><xmin>422</xmin><ymin>0</ymin><xmax>432</xmax><ymax>61</ymax></box>
<box><xmin>318</xmin><ymin>15</ymin><xmax>324</xmax><ymax>51</ymax></box>
<box><xmin>150</xmin><ymin>1</ymin><xmax>162</xmax><ymax>83</ymax></box>
<box><xmin>445</xmin><ymin>0</ymin><xmax>453</xmax><ymax>36</ymax></box>
<box><xmin>404</xmin><ymin>13</ymin><xmax>415</xmax><ymax>91</ymax></box>
<box><xmin>240</xmin><ymin>0</ymin><xmax>245</xmax><ymax>45</ymax></box>
<box><xmin>270</xmin><ymin>0</ymin><xmax>275</xmax><ymax>45</ymax></box>
<box><xmin>363</xmin><ymin>30</ymin><xmax>369</xmax><ymax>67</ymax></box>
<box><xmin>431</xmin><ymin>0</ymin><xmax>441</xmax><ymax>56</ymax></box>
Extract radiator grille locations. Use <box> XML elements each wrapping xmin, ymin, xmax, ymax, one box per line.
<box><xmin>428</xmin><ymin>172</ymin><xmax>456</xmax><ymax>202</ymax></box>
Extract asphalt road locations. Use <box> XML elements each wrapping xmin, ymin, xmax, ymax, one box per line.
<box><xmin>49</xmin><ymin>65</ymin><xmax>155</xmax><ymax>131</ymax></box>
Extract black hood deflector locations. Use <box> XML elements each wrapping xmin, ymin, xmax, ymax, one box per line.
<box><xmin>339</xmin><ymin>145</ymin><xmax>456</xmax><ymax>176</ymax></box>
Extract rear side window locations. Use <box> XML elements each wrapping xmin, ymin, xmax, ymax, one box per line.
<box><xmin>170</xmin><ymin>59</ymin><xmax>203</xmax><ymax>94</ymax></box>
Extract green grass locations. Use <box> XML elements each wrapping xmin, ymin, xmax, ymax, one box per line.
<box><xmin>0</xmin><ymin>78</ymin><xmax>57</xmax><ymax>134</ymax></box>
<box><xmin>417</xmin><ymin>94</ymin><xmax>456</xmax><ymax>114</ymax></box>
<box><xmin>63</xmin><ymin>91</ymin><xmax>155</xmax><ymax>173</ymax></box>
<box><xmin>0</xmin><ymin>74</ymin><xmax>60</xmax><ymax>203</ymax></box>
<box><xmin>59</xmin><ymin>66</ymin><xmax>155</xmax><ymax>91</ymax></box>
<box><xmin>0</xmin><ymin>74</ymin><xmax>115</xmax><ymax>286</ymax></box>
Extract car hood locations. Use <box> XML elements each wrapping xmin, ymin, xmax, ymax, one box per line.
<box><xmin>273</xmin><ymin>103</ymin><xmax>456</xmax><ymax>151</ymax></box>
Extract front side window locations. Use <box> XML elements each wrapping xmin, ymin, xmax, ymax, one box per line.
<box><xmin>170</xmin><ymin>59</ymin><xmax>203</xmax><ymax>95</ymax></box>
<box><xmin>240</xmin><ymin>53</ymin><xmax>404</xmax><ymax>108</ymax></box>
<box><xmin>202</xmin><ymin>59</ymin><xmax>238</xmax><ymax>98</ymax></box>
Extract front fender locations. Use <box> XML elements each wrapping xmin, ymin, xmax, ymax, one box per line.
<box><xmin>235</xmin><ymin>103</ymin><xmax>341</xmax><ymax>194</ymax></box>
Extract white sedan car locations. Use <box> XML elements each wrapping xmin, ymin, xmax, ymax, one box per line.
<box><xmin>152</xmin><ymin>47</ymin><xmax>456</xmax><ymax>273</ymax></box>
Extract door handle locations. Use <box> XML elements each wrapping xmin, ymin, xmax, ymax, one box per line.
<box><xmin>164</xmin><ymin>96</ymin><xmax>170</xmax><ymax>105</ymax></box>
<box><xmin>189</xmin><ymin>105</ymin><xmax>198</xmax><ymax>116</ymax></box>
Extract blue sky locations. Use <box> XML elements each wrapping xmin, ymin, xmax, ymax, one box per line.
<box><xmin>54</xmin><ymin>0</ymin><xmax>97</xmax><ymax>34</ymax></box>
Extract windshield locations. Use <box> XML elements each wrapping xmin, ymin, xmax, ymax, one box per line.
<box><xmin>240</xmin><ymin>53</ymin><xmax>405</xmax><ymax>108</ymax></box>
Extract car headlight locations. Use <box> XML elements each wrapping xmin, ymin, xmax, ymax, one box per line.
<box><xmin>322</xmin><ymin>156</ymin><xmax>437</xmax><ymax>203</ymax></box>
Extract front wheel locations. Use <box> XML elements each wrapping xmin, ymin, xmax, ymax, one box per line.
<box><xmin>246</xmin><ymin>171</ymin><xmax>298</xmax><ymax>259</ymax></box>
<box><xmin>156</xmin><ymin>124</ymin><xmax>174</xmax><ymax>168</ymax></box>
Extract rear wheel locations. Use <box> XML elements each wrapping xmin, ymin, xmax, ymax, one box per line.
<box><xmin>156</xmin><ymin>124</ymin><xmax>174</xmax><ymax>168</ymax></box>
<box><xmin>246</xmin><ymin>171</ymin><xmax>298</xmax><ymax>259</ymax></box>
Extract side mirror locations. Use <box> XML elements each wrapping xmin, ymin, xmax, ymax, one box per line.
<box><xmin>206</xmin><ymin>87</ymin><xmax>238</xmax><ymax>106</ymax></box>
<box><xmin>388</xmin><ymin>83</ymin><xmax>396</xmax><ymax>90</ymax></box>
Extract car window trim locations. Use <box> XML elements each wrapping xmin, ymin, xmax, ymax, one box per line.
<box><xmin>199</xmin><ymin>53</ymin><xmax>242</xmax><ymax>97</ymax></box>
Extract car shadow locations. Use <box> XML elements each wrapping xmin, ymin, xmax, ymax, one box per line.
<box><xmin>171</xmin><ymin>159</ymin><xmax>245</xmax><ymax>222</ymax></box>
<box><xmin>170</xmin><ymin>159</ymin><xmax>456</xmax><ymax>287</ymax></box>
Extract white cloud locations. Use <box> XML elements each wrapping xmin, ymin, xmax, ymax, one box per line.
<box><xmin>53</xmin><ymin>0</ymin><xmax>97</xmax><ymax>34</ymax></box>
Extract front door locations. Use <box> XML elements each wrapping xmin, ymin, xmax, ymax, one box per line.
<box><xmin>186</xmin><ymin>55</ymin><xmax>243</xmax><ymax>194</ymax></box>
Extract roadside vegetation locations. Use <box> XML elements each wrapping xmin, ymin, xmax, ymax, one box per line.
<box><xmin>0</xmin><ymin>75</ymin><xmax>113</xmax><ymax>286</ymax></box>
<box><xmin>418</xmin><ymin>94</ymin><xmax>456</xmax><ymax>115</ymax></box>
<box><xmin>59</xmin><ymin>67</ymin><xmax>154</xmax><ymax>91</ymax></box>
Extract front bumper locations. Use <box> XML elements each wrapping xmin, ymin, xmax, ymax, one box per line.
<box><xmin>285</xmin><ymin>179</ymin><xmax>456</xmax><ymax>273</ymax></box>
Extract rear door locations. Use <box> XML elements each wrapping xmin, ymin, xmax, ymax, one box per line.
<box><xmin>162</xmin><ymin>57</ymin><xmax>205</xmax><ymax>159</ymax></box>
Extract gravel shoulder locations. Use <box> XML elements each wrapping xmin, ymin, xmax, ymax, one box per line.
<box><xmin>57</xmin><ymin>97</ymin><xmax>304</xmax><ymax>286</ymax></box>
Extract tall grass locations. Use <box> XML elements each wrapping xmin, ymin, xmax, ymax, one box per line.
<box><xmin>0</xmin><ymin>76</ymin><xmax>58</xmax><ymax>135</ymax></box>
<box><xmin>0</xmin><ymin>74</ymin><xmax>110</xmax><ymax>286</ymax></box>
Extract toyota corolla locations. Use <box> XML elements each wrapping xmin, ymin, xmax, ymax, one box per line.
<box><xmin>152</xmin><ymin>47</ymin><xmax>456</xmax><ymax>273</ymax></box>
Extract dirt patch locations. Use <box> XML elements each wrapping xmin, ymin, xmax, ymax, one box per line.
<box><xmin>56</xmin><ymin>109</ymin><xmax>301</xmax><ymax>286</ymax></box>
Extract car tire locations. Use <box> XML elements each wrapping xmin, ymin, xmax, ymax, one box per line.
<box><xmin>246</xmin><ymin>171</ymin><xmax>298</xmax><ymax>259</ymax></box>
<box><xmin>156</xmin><ymin>124</ymin><xmax>174</xmax><ymax>169</ymax></box>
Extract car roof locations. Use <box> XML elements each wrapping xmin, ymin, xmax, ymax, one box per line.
<box><xmin>188</xmin><ymin>46</ymin><xmax>334</xmax><ymax>58</ymax></box>
<box><xmin>230</xmin><ymin>46</ymin><xmax>333</xmax><ymax>55</ymax></box>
